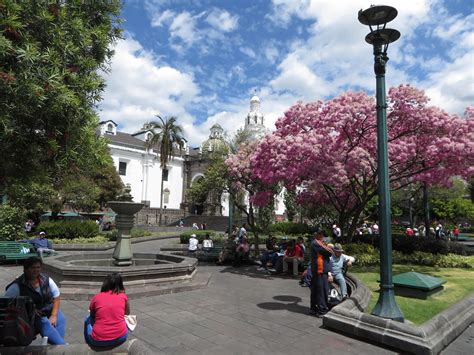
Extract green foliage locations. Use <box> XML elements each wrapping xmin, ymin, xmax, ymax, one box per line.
<box><xmin>352</xmin><ymin>234</ymin><xmax>467</xmax><ymax>255</ymax></box>
<box><xmin>179</xmin><ymin>230</ymin><xmax>218</xmax><ymax>244</ymax></box>
<box><xmin>431</xmin><ymin>197</ymin><xmax>474</xmax><ymax>223</ymax></box>
<box><xmin>50</xmin><ymin>235</ymin><xmax>109</xmax><ymax>244</ymax></box>
<box><xmin>268</xmin><ymin>222</ymin><xmax>313</xmax><ymax>235</ymax></box>
<box><xmin>344</xmin><ymin>243</ymin><xmax>473</xmax><ymax>268</ymax></box>
<box><xmin>39</xmin><ymin>220</ymin><xmax>98</xmax><ymax>239</ymax></box>
<box><xmin>61</xmin><ymin>176</ymin><xmax>100</xmax><ymax>212</ymax></box>
<box><xmin>0</xmin><ymin>203</ymin><xmax>26</xmax><ymax>240</ymax></box>
<box><xmin>284</xmin><ymin>189</ymin><xmax>297</xmax><ymax>222</ymax></box>
<box><xmin>1</xmin><ymin>0</ymin><xmax>122</xmax><ymax>185</ymax></box>
<box><xmin>257</xmin><ymin>198</ymin><xmax>275</xmax><ymax>233</ymax></box>
<box><xmin>130</xmin><ymin>228</ymin><xmax>152</xmax><ymax>238</ymax></box>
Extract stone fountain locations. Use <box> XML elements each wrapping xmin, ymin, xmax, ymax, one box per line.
<box><xmin>42</xmin><ymin>199</ymin><xmax>203</xmax><ymax>300</ymax></box>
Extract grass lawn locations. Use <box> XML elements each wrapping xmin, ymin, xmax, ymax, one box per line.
<box><xmin>351</xmin><ymin>264</ymin><xmax>474</xmax><ymax>325</ymax></box>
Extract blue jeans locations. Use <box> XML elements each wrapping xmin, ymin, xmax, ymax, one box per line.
<box><xmin>35</xmin><ymin>310</ymin><xmax>66</xmax><ymax>344</ymax></box>
<box><xmin>84</xmin><ymin>315</ymin><xmax>128</xmax><ymax>347</ymax></box>
<box><xmin>333</xmin><ymin>273</ymin><xmax>348</xmax><ymax>297</ymax></box>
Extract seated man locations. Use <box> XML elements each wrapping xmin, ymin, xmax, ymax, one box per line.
<box><xmin>22</xmin><ymin>231</ymin><xmax>55</xmax><ymax>259</ymax></box>
<box><xmin>328</xmin><ymin>243</ymin><xmax>355</xmax><ymax>299</ymax></box>
<box><xmin>259</xmin><ymin>235</ymin><xmax>278</xmax><ymax>270</ymax></box>
<box><xmin>282</xmin><ymin>239</ymin><xmax>304</xmax><ymax>276</ymax></box>
<box><xmin>188</xmin><ymin>234</ymin><xmax>199</xmax><ymax>253</ymax></box>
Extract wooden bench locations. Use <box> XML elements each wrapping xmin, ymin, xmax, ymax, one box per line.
<box><xmin>0</xmin><ymin>241</ymin><xmax>37</xmax><ymax>262</ymax></box>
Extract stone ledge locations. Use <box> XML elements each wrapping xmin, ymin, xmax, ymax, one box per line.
<box><xmin>323</xmin><ymin>273</ymin><xmax>474</xmax><ymax>355</ymax></box>
<box><xmin>60</xmin><ymin>271</ymin><xmax>211</xmax><ymax>301</ymax></box>
<box><xmin>0</xmin><ymin>338</ymin><xmax>155</xmax><ymax>354</ymax></box>
<box><xmin>54</xmin><ymin>235</ymin><xmax>180</xmax><ymax>251</ymax></box>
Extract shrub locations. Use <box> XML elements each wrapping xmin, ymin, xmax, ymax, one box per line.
<box><xmin>101</xmin><ymin>229</ymin><xmax>118</xmax><ymax>241</ymax></box>
<box><xmin>351</xmin><ymin>234</ymin><xmax>467</xmax><ymax>255</ymax></box>
<box><xmin>130</xmin><ymin>228</ymin><xmax>152</xmax><ymax>238</ymax></box>
<box><xmin>0</xmin><ymin>204</ymin><xmax>26</xmax><ymax>241</ymax></box>
<box><xmin>180</xmin><ymin>230</ymin><xmax>218</xmax><ymax>244</ymax></box>
<box><xmin>51</xmin><ymin>236</ymin><xmax>109</xmax><ymax>244</ymax></box>
<box><xmin>268</xmin><ymin>222</ymin><xmax>314</xmax><ymax>235</ymax></box>
<box><xmin>39</xmin><ymin>220</ymin><xmax>98</xmax><ymax>239</ymax></box>
<box><xmin>344</xmin><ymin>243</ymin><xmax>472</xmax><ymax>268</ymax></box>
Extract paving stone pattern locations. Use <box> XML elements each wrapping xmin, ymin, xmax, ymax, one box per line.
<box><xmin>0</xmin><ymin>238</ymin><xmax>463</xmax><ymax>354</ymax></box>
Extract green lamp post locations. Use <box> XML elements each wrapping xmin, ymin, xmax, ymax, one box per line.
<box><xmin>228</xmin><ymin>190</ymin><xmax>234</xmax><ymax>236</ymax></box>
<box><xmin>358</xmin><ymin>5</ymin><xmax>404</xmax><ymax>321</ymax></box>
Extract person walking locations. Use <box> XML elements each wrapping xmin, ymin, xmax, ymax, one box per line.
<box><xmin>310</xmin><ymin>230</ymin><xmax>333</xmax><ymax>317</ymax></box>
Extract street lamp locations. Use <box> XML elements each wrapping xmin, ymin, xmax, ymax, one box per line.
<box><xmin>358</xmin><ymin>5</ymin><xmax>404</xmax><ymax>322</ymax></box>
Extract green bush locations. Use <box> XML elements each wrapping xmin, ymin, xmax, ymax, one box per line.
<box><xmin>352</xmin><ymin>234</ymin><xmax>467</xmax><ymax>255</ymax></box>
<box><xmin>130</xmin><ymin>228</ymin><xmax>152</xmax><ymax>238</ymax></box>
<box><xmin>344</xmin><ymin>243</ymin><xmax>472</xmax><ymax>268</ymax></box>
<box><xmin>101</xmin><ymin>229</ymin><xmax>118</xmax><ymax>241</ymax></box>
<box><xmin>39</xmin><ymin>220</ymin><xmax>98</xmax><ymax>239</ymax></box>
<box><xmin>268</xmin><ymin>222</ymin><xmax>314</xmax><ymax>235</ymax></box>
<box><xmin>0</xmin><ymin>204</ymin><xmax>26</xmax><ymax>241</ymax></box>
<box><xmin>51</xmin><ymin>236</ymin><xmax>109</xmax><ymax>244</ymax></box>
<box><xmin>179</xmin><ymin>230</ymin><xmax>217</xmax><ymax>244</ymax></box>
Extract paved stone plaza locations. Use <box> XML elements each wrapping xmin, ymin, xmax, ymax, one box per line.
<box><xmin>0</xmin><ymin>238</ymin><xmax>470</xmax><ymax>354</ymax></box>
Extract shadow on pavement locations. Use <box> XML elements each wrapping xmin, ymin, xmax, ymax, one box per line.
<box><xmin>257</xmin><ymin>295</ymin><xmax>309</xmax><ymax>315</ymax></box>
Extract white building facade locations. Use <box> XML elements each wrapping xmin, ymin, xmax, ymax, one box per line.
<box><xmin>101</xmin><ymin>94</ymin><xmax>286</xmax><ymax>222</ymax></box>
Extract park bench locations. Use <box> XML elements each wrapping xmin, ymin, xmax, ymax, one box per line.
<box><xmin>0</xmin><ymin>242</ymin><xmax>37</xmax><ymax>263</ymax></box>
<box><xmin>198</xmin><ymin>247</ymin><xmax>223</xmax><ymax>262</ymax></box>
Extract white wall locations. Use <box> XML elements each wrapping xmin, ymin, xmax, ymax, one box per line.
<box><xmin>109</xmin><ymin>144</ymin><xmax>185</xmax><ymax>209</ymax></box>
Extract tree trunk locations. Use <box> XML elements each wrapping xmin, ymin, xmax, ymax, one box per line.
<box><xmin>247</xmin><ymin>201</ymin><xmax>260</xmax><ymax>257</ymax></box>
<box><xmin>159</xmin><ymin>170</ymin><xmax>164</xmax><ymax>226</ymax></box>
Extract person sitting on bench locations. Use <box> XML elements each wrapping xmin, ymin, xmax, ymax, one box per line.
<box><xmin>22</xmin><ymin>231</ymin><xmax>55</xmax><ymax>259</ymax></box>
<box><xmin>5</xmin><ymin>256</ymin><xmax>66</xmax><ymax>344</ymax></box>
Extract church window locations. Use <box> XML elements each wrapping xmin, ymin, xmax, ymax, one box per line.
<box><xmin>119</xmin><ymin>161</ymin><xmax>127</xmax><ymax>176</ymax></box>
<box><xmin>163</xmin><ymin>188</ymin><xmax>170</xmax><ymax>204</ymax></box>
<box><xmin>162</xmin><ymin>169</ymin><xmax>168</xmax><ymax>181</ymax></box>
<box><xmin>107</xmin><ymin>123</ymin><xmax>114</xmax><ymax>133</ymax></box>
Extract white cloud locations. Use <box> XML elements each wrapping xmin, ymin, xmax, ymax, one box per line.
<box><xmin>99</xmin><ymin>36</ymin><xmax>200</xmax><ymax>137</ymax></box>
<box><xmin>206</xmin><ymin>8</ymin><xmax>239</xmax><ymax>32</ymax></box>
<box><xmin>151</xmin><ymin>9</ymin><xmax>175</xmax><ymax>27</ymax></box>
<box><xmin>240</xmin><ymin>46</ymin><xmax>256</xmax><ymax>58</ymax></box>
<box><xmin>169</xmin><ymin>11</ymin><xmax>200</xmax><ymax>47</ymax></box>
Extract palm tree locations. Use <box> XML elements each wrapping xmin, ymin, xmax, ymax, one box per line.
<box><xmin>146</xmin><ymin>116</ymin><xmax>185</xmax><ymax>225</ymax></box>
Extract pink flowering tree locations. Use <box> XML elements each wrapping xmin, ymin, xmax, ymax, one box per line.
<box><xmin>226</xmin><ymin>141</ymin><xmax>278</xmax><ymax>254</ymax></box>
<box><xmin>252</xmin><ymin>85</ymin><xmax>473</xmax><ymax>242</ymax></box>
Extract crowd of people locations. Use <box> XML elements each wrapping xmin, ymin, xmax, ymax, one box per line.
<box><xmin>4</xmin><ymin>257</ymin><xmax>132</xmax><ymax>347</ymax></box>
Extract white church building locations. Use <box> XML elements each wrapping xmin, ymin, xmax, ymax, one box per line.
<box><xmin>99</xmin><ymin>95</ymin><xmax>285</xmax><ymax>225</ymax></box>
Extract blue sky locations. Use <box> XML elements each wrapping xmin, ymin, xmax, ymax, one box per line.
<box><xmin>98</xmin><ymin>0</ymin><xmax>474</xmax><ymax>146</ymax></box>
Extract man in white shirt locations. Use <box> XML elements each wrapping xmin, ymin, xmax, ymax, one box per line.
<box><xmin>328</xmin><ymin>244</ymin><xmax>355</xmax><ymax>299</ymax></box>
<box><xmin>188</xmin><ymin>234</ymin><xmax>199</xmax><ymax>252</ymax></box>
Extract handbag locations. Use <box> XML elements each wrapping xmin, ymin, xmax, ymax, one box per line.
<box><xmin>124</xmin><ymin>315</ymin><xmax>137</xmax><ymax>331</ymax></box>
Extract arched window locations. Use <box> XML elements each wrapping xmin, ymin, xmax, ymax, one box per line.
<box><xmin>107</xmin><ymin>123</ymin><xmax>113</xmax><ymax>132</ymax></box>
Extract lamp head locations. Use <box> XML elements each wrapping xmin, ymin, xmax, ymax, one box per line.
<box><xmin>358</xmin><ymin>5</ymin><xmax>398</xmax><ymax>26</ymax></box>
<box><xmin>365</xmin><ymin>28</ymin><xmax>400</xmax><ymax>45</ymax></box>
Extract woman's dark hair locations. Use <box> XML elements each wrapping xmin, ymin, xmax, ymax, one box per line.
<box><xmin>23</xmin><ymin>256</ymin><xmax>43</xmax><ymax>271</ymax></box>
<box><xmin>101</xmin><ymin>272</ymin><xmax>125</xmax><ymax>294</ymax></box>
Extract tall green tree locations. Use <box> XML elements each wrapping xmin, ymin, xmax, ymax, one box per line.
<box><xmin>0</xmin><ymin>0</ymin><xmax>122</xmax><ymax>188</ymax></box>
<box><xmin>146</xmin><ymin>116</ymin><xmax>185</xmax><ymax>225</ymax></box>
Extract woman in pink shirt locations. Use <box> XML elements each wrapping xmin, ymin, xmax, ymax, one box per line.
<box><xmin>84</xmin><ymin>273</ymin><xmax>130</xmax><ymax>347</ymax></box>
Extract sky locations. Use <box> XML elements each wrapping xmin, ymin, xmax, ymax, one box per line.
<box><xmin>98</xmin><ymin>0</ymin><xmax>474</xmax><ymax>147</ymax></box>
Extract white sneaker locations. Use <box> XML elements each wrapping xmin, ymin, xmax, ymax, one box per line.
<box><xmin>257</xmin><ymin>267</ymin><xmax>265</xmax><ymax>271</ymax></box>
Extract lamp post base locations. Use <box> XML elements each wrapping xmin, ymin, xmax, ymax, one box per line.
<box><xmin>371</xmin><ymin>286</ymin><xmax>404</xmax><ymax>322</ymax></box>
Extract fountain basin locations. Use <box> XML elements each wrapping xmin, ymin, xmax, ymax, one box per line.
<box><xmin>43</xmin><ymin>252</ymin><xmax>201</xmax><ymax>300</ymax></box>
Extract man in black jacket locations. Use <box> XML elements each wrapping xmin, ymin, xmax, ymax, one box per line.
<box><xmin>310</xmin><ymin>230</ymin><xmax>334</xmax><ymax>316</ymax></box>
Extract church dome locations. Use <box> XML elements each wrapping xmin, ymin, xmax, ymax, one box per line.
<box><xmin>201</xmin><ymin>123</ymin><xmax>228</xmax><ymax>157</ymax></box>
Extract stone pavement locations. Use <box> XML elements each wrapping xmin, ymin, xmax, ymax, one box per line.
<box><xmin>0</xmin><ymin>237</ymin><xmax>468</xmax><ymax>354</ymax></box>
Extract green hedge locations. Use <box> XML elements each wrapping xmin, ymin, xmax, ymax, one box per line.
<box><xmin>351</xmin><ymin>234</ymin><xmax>467</xmax><ymax>255</ymax></box>
<box><xmin>130</xmin><ymin>228</ymin><xmax>152</xmax><ymax>238</ymax></box>
<box><xmin>343</xmin><ymin>243</ymin><xmax>473</xmax><ymax>268</ymax></box>
<box><xmin>39</xmin><ymin>220</ymin><xmax>98</xmax><ymax>239</ymax></box>
<box><xmin>268</xmin><ymin>222</ymin><xmax>314</xmax><ymax>235</ymax></box>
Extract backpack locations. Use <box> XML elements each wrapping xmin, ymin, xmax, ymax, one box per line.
<box><xmin>0</xmin><ymin>297</ymin><xmax>36</xmax><ymax>346</ymax></box>
<box><xmin>327</xmin><ymin>284</ymin><xmax>343</xmax><ymax>308</ymax></box>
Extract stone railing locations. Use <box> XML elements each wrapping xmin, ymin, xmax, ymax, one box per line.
<box><xmin>323</xmin><ymin>274</ymin><xmax>474</xmax><ymax>355</ymax></box>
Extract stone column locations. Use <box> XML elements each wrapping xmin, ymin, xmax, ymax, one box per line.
<box><xmin>108</xmin><ymin>201</ymin><xmax>144</xmax><ymax>266</ymax></box>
